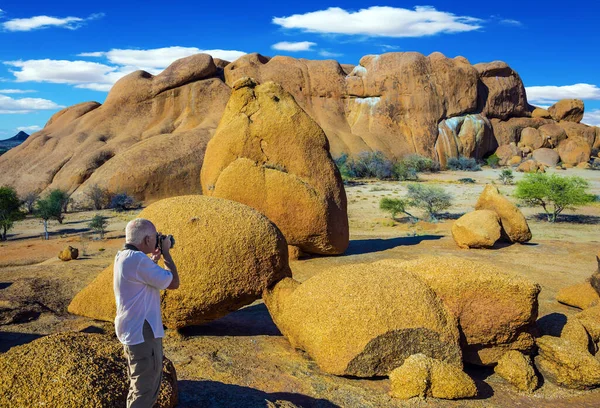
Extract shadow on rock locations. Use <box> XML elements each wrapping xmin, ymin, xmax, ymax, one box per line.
<box><xmin>178</xmin><ymin>380</ymin><xmax>339</xmax><ymax>408</ymax></box>
<box><xmin>343</xmin><ymin>235</ymin><xmax>443</xmax><ymax>256</ymax></box>
<box><xmin>178</xmin><ymin>303</ymin><xmax>281</xmax><ymax>337</ymax></box>
<box><xmin>0</xmin><ymin>331</ymin><xmax>44</xmax><ymax>352</ymax></box>
<box><xmin>0</xmin><ymin>282</ymin><xmax>12</xmax><ymax>290</ymax></box>
<box><xmin>464</xmin><ymin>364</ymin><xmax>495</xmax><ymax>400</ymax></box>
<box><xmin>537</xmin><ymin>312</ymin><xmax>568</xmax><ymax>337</ymax></box>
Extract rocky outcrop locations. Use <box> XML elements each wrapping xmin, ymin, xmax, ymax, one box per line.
<box><xmin>538</xmin><ymin>123</ymin><xmax>567</xmax><ymax>148</ymax></box>
<box><xmin>200</xmin><ymin>78</ymin><xmax>348</xmax><ymax>255</ymax></box>
<box><xmin>435</xmin><ymin>114</ymin><xmax>496</xmax><ymax>167</ymax></box>
<box><xmin>69</xmin><ymin>196</ymin><xmax>291</xmax><ymax>328</ymax></box>
<box><xmin>389</xmin><ymin>354</ymin><xmax>477</xmax><ymax>400</ymax></box>
<box><xmin>494</xmin><ymin>350</ymin><xmax>538</xmax><ymax>392</ymax></box>
<box><xmin>548</xmin><ymin>99</ymin><xmax>584</xmax><ymax>123</ymax></box>
<box><xmin>263</xmin><ymin>263</ymin><xmax>463</xmax><ymax>377</ymax></box>
<box><xmin>519</xmin><ymin>127</ymin><xmax>544</xmax><ymax>150</ymax></box>
<box><xmin>491</xmin><ymin>117</ymin><xmax>552</xmax><ymax>146</ymax></box>
<box><xmin>451</xmin><ymin>210</ymin><xmax>501</xmax><ymax>249</ymax></box>
<box><xmin>475</xmin><ymin>61</ymin><xmax>529</xmax><ymax>120</ymax></box>
<box><xmin>475</xmin><ymin>184</ymin><xmax>532</xmax><ymax>243</ymax></box>
<box><xmin>531</xmin><ymin>107</ymin><xmax>551</xmax><ymax>119</ymax></box>
<box><xmin>0</xmin><ymin>332</ymin><xmax>178</xmax><ymax>407</ymax></box>
<box><xmin>380</xmin><ymin>256</ymin><xmax>540</xmax><ymax>365</ymax></box>
<box><xmin>517</xmin><ymin>160</ymin><xmax>545</xmax><ymax>173</ymax></box>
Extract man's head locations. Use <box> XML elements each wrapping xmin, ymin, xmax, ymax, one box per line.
<box><xmin>125</xmin><ymin>218</ymin><xmax>157</xmax><ymax>254</ymax></box>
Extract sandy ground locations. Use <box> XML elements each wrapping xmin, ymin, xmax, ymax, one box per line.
<box><xmin>1</xmin><ymin>167</ymin><xmax>600</xmax><ymax>407</ymax></box>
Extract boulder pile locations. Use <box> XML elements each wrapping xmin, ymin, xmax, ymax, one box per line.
<box><xmin>452</xmin><ymin>184</ymin><xmax>531</xmax><ymax>249</ymax></box>
<box><xmin>68</xmin><ymin>195</ymin><xmax>291</xmax><ymax>328</ymax></box>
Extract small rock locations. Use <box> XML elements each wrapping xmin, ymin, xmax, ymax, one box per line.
<box><xmin>575</xmin><ymin>305</ymin><xmax>600</xmax><ymax>343</ymax></box>
<box><xmin>451</xmin><ymin>210</ymin><xmax>501</xmax><ymax>249</ymax></box>
<box><xmin>389</xmin><ymin>354</ymin><xmax>477</xmax><ymax>400</ymax></box>
<box><xmin>535</xmin><ymin>336</ymin><xmax>600</xmax><ymax>390</ymax></box>
<box><xmin>494</xmin><ymin>350</ymin><xmax>538</xmax><ymax>392</ymax></box>
<box><xmin>58</xmin><ymin>246</ymin><xmax>79</xmax><ymax>261</ymax></box>
<box><xmin>557</xmin><ymin>282</ymin><xmax>600</xmax><ymax>310</ymax></box>
<box><xmin>561</xmin><ymin>319</ymin><xmax>596</xmax><ymax>355</ymax></box>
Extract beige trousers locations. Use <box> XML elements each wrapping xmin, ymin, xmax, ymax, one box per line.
<box><xmin>123</xmin><ymin>320</ymin><xmax>163</xmax><ymax>408</ymax></box>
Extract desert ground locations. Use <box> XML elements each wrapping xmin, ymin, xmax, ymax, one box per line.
<box><xmin>1</xmin><ymin>167</ymin><xmax>600</xmax><ymax>407</ymax></box>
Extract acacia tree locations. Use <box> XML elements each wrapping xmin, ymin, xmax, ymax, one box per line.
<box><xmin>379</xmin><ymin>198</ymin><xmax>418</xmax><ymax>222</ymax></box>
<box><xmin>0</xmin><ymin>186</ymin><xmax>25</xmax><ymax>241</ymax></box>
<box><xmin>88</xmin><ymin>214</ymin><xmax>108</xmax><ymax>239</ymax></box>
<box><xmin>35</xmin><ymin>195</ymin><xmax>63</xmax><ymax>239</ymax></box>
<box><xmin>47</xmin><ymin>189</ymin><xmax>70</xmax><ymax>219</ymax></box>
<box><xmin>406</xmin><ymin>183</ymin><xmax>453</xmax><ymax>221</ymax></box>
<box><xmin>514</xmin><ymin>173</ymin><xmax>595</xmax><ymax>222</ymax></box>
<box><xmin>22</xmin><ymin>191</ymin><xmax>39</xmax><ymax>214</ymax></box>
<box><xmin>85</xmin><ymin>184</ymin><xmax>111</xmax><ymax>210</ymax></box>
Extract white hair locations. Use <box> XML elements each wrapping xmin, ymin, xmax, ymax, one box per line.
<box><xmin>125</xmin><ymin>218</ymin><xmax>156</xmax><ymax>246</ymax></box>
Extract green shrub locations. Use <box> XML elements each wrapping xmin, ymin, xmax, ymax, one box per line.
<box><xmin>514</xmin><ymin>173</ymin><xmax>595</xmax><ymax>222</ymax></box>
<box><xmin>499</xmin><ymin>169</ymin><xmax>515</xmax><ymax>185</ymax></box>
<box><xmin>486</xmin><ymin>154</ymin><xmax>501</xmax><ymax>168</ymax></box>
<box><xmin>84</xmin><ymin>184</ymin><xmax>113</xmax><ymax>210</ymax></box>
<box><xmin>88</xmin><ymin>214</ymin><xmax>109</xmax><ymax>239</ymax></box>
<box><xmin>0</xmin><ymin>186</ymin><xmax>25</xmax><ymax>241</ymax></box>
<box><xmin>407</xmin><ymin>183</ymin><xmax>453</xmax><ymax>221</ymax></box>
<box><xmin>447</xmin><ymin>157</ymin><xmax>482</xmax><ymax>171</ymax></box>
<box><xmin>379</xmin><ymin>197</ymin><xmax>416</xmax><ymax>221</ymax></box>
<box><xmin>458</xmin><ymin>178</ymin><xmax>476</xmax><ymax>184</ymax></box>
<box><xmin>402</xmin><ymin>154</ymin><xmax>440</xmax><ymax>173</ymax></box>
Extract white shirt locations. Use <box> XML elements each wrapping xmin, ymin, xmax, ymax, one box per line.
<box><xmin>113</xmin><ymin>249</ymin><xmax>173</xmax><ymax>345</ymax></box>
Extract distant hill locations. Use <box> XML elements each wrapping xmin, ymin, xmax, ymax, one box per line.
<box><xmin>0</xmin><ymin>131</ymin><xmax>29</xmax><ymax>151</ymax></box>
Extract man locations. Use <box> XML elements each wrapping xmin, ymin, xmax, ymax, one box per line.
<box><xmin>114</xmin><ymin>218</ymin><xmax>180</xmax><ymax>408</ymax></box>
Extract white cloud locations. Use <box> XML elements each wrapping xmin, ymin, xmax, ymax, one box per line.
<box><xmin>78</xmin><ymin>46</ymin><xmax>246</xmax><ymax>68</ymax></box>
<box><xmin>526</xmin><ymin>83</ymin><xmax>600</xmax><ymax>104</ymax></box>
<box><xmin>2</xmin><ymin>13</ymin><xmax>104</xmax><ymax>32</ymax></box>
<box><xmin>7</xmin><ymin>46</ymin><xmax>247</xmax><ymax>92</ymax></box>
<box><xmin>0</xmin><ymin>94</ymin><xmax>64</xmax><ymax>114</ymax></box>
<box><xmin>17</xmin><ymin>125</ymin><xmax>41</xmax><ymax>132</ymax></box>
<box><xmin>319</xmin><ymin>50</ymin><xmax>343</xmax><ymax>58</ymax></box>
<box><xmin>500</xmin><ymin>19</ymin><xmax>522</xmax><ymax>26</ymax></box>
<box><xmin>582</xmin><ymin>109</ymin><xmax>600</xmax><ymax>127</ymax></box>
<box><xmin>0</xmin><ymin>89</ymin><xmax>37</xmax><ymax>94</ymax></box>
<box><xmin>273</xmin><ymin>6</ymin><xmax>482</xmax><ymax>37</ymax></box>
<box><xmin>380</xmin><ymin>44</ymin><xmax>401</xmax><ymax>51</ymax></box>
<box><xmin>272</xmin><ymin>41</ymin><xmax>316</xmax><ymax>51</ymax></box>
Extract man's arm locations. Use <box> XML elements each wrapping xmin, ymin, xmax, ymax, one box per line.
<box><xmin>161</xmin><ymin>237</ymin><xmax>179</xmax><ymax>290</ymax></box>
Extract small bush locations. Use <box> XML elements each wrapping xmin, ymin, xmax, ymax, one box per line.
<box><xmin>458</xmin><ymin>178</ymin><xmax>476</xmax><ymax>184</ymax></box>
<box><xmin>407</xmin><ymin>183</ymin><xmax>453</xmax><ymax>221</ymax></box>
<box><xmin>21</xmin><ymin>191</ymin><xmax>39</xmax><ymax>214</ymax></box>
<box><xmin>498</xmin><ymin>169</ymin><xmax>515</xmax><ymax>185</ymax></box>
<box><xmin>335</xmin><ymin>152</ymin><xmax>441</xmax><ymax>181</ymax></box>
<box><xmin>486</xmin><ymin>154</ymin><xmax>501</xmax><ymax>168</ymax></box>
<box><xmin>88</xmin><ymin>214</ymin><xmax>108</xmax><ymax>239</ymax></box>
<box><xmin>379</xmin><ymin>197</ymin><xmax>415</xmax><ymax>220</ymax></box>
<box><xmin>446</xmin><ymin>157</ymin><xmax>482</xmax><ymax>171</ymax></box>
<box><xmin>109</xmin><ymin>193</ymin><xmax>137</xmax><ymax>212</ymax></box>
<box><xmin>402</xmin><ymin>154</ymin><xmax>440</xmax><ymax>173</ymax></box>
<box><xmin>85</xmin><ymin>184</ymin><xmax>112</xmax><ymax>210</ymax></box>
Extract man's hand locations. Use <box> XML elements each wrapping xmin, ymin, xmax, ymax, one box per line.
<box><xmin>161</xmin><ymin>235</ymin><xmax>172</xmax><ymax>254</ymax></box>
<box><xmin>150</xmin><ymin>248</ymin><xmax>162</xmax><ymax>264</ymax></box>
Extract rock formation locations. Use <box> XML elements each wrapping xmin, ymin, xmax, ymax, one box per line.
<box><xmin>380</xmin><ymin>256</ymin><xmax>540</xmax><ymax>365</ymax></box>
<box><xmin>68</xmin><ymin>195</ymin><xmax>291</xmax><ymax>328</ymax></box>
<box><xmin>200</xmin><ymin>78</ymin><xmax>348</xmax><ymax>255</ymax></box>
<box><xmin>58</xmin><ymin>246</ymin><xmax>79</xmax><ymax>261</ymax></box>
<box><xmin>557</xmin><ymin>282</ymin><xmax>600</xmax><ymax>310</ymax></box>
<box><xmin>263</xmin><ymin>263</ymin><xmax>463</xmax><ymax>377</ymax></box>
<box><xmin>0</xmin><ymin>51</ymin><xmax>597</xmax><ymax>200</ymax></box>
<box><xmin>0</xmin><ymin>332</ymin><xmax>178</xmax><ymax>407</ymax></box>
<box><xmin>389</xmin><ymin>354</ymin><xmax>477</xmax><ymax>400</ymax></box>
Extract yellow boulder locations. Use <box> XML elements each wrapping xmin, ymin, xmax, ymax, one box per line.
<box><xmin>451</xmin><ymin>210</ymin><xmax>501</xmax><ymax>249</ymax></box>
<box><xmin>69</xmin><ymin>195</ymin><xmax>291</xmax><ymax>328</ymax></box>
<box><xmin>200</xmin><ymin>78</ymin><xmax>348</xmax><ymax>255</ymax></box>
<box><xmin>557</xmin><ymin>282</ymin><xmax>600</xmax><ymax>310</ymax></box>
<box><xmin>475</xmin><ymin>184</ymin><xmax>532</xmax><ymax>243</ymax></box>
<box><xmin>0</xmin><ymin>332</ymin><xmax>178</xmax><ymax>407</ymax></box>
<box><xmin>494</xmin><ymin>350</ymin><xmax>538</xmax><ymax>392</ymax></box>
<box><xmin>389</xmin><ymin>354</ymin><xmax>477</xmax><ymax>400</ymax></box>
<box><xmin>263</xmin><ymin>263</ymin><xmax>462</xmax><ymax>377</ymax></box>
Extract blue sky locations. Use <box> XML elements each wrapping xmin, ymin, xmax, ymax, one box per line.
<box><xmin>1</xmin><ymin>1</ymin><xmax>599</xmax><ymax>139</ymax></box>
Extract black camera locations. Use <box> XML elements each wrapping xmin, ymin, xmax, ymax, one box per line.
<box><xmin>156</xmin><ymin>233</ymin><xmax>175</xmax><ymax>252</ymax></box>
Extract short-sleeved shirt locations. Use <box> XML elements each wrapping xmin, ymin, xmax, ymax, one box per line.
<box><xmin>113</xmin><ymin>249</ymin><xmax>173</xmax><ymax>345</ymax></box>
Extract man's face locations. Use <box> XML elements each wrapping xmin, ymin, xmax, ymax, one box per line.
<box><xmin>142</xmin><ymin>225</ymin><xmax>158</xmax><ymax>254</ymax></box>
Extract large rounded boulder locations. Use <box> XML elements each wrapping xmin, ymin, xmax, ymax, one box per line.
<box><xmin>475</xmin><ymin>184</ymin><xmax>532</xmax><ymax>243</ymax></box>
<box><xmin>68</xmin><ymin>195</ymin><xmax>291</xmax><ymax>328</ymax></box>
<box><xmin>263</xmin><ymin>264</ymin><xmax>462</xmax><ymax>377</ymax></box>
<box><xmin>532</xmin><ymin>148</ymin><xmax>560</xmax><ymax>167</ymax></box>
<box><xmin>557</xmin><ymin>137</ymin><xmax>592</xmax><ymax>165</ymax></box>
<box><xmin>451</xmin><ymin>210</ymin><xmax>501</xmax><ymax>249</ymax></box>
<box><xmin>548</xmin><ymin>99</ymin><xmax>584</xmax><ymax>123</ymax></box>
<box><xmin>200</xmin><ymin>78</ymin><xmax>348</xmax><ymax>255</ymax></box>
<box><xmin>379</xmin><ymin>256</ymin><xmax>541</xmax><ymax>365</ymax></box>
<box><xmin>0</xmin><ymin>332</ymin><xmax>178</xmax><ymax>407</ymax></box>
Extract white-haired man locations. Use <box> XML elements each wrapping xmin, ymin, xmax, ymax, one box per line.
<box><xmin>114</xmin><ymin>218</ymin><xmax>180</xmax><ymax>408</ymax></box>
